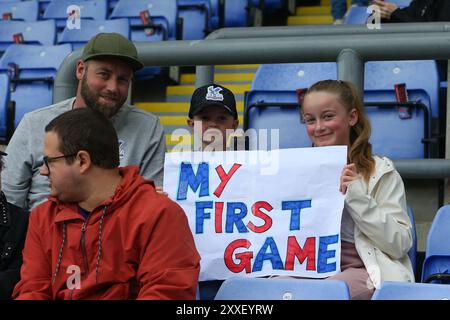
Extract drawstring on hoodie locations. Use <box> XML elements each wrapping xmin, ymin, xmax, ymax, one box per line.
<box><xmin>52</xmin><ymin>205</ymin><xmax>108</xmax><ymax>286</ymax></box>
<box><xmin>95</xmin><ymin>206</ymin><xmax>107</xmax><ymax>283</ymax></box>
<box><xmin>53</xmin><ymin>222</ymin><xmax>67</xmax><ymax>285</ymax></box>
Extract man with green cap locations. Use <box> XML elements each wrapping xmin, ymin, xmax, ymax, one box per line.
<box><xmin>2</xmin><ymin>33</ymin><xmax>166</xmax><ymax>212</ymax></box>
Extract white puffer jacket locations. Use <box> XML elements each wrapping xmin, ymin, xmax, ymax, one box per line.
<box><xmin>345</xmin><ymin>156</ymin><xmax>415</xmax><ymax>288</ymax></box>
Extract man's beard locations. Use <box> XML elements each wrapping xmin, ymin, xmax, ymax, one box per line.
<box><xmin>80</xmin><ymin>73</ymin><xmax>127</xmax><ymax>118</ymax></box>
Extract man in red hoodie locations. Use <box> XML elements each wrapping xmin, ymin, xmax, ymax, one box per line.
<box><xmin>13</xmin><ymin>108</ymin><xmax>200</xmax><ymax>300</ymax></box>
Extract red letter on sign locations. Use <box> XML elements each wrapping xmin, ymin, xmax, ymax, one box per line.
<box><xmin>224</xmin><ymin>239</ymin><xmax>253</xmax><ymax>273</ymax></box>
<box><xmin>247</xmin><ymin>201</ymin><xmax>273</xmax><ymax>233</ymax></box>
<box><xmin>214</xmin><ymin>164</ymin><xmax>242</xmax><ymax>198</ymax></box>
<box><xmin>285</xmin><ymin>236</ymin><xmax>316</xmax><ymax>271</ymax></box>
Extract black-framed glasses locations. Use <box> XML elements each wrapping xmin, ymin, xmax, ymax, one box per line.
<box><xmin>43</xmin><ymin>154</ymin><xmax>77</xmax><ymax>171</ymax></box>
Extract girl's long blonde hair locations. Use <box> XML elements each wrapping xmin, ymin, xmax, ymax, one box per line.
<box><xmin>304</xmin><ymin>80</ymin><xmax>375</xmax><ymax>181</ymax></box>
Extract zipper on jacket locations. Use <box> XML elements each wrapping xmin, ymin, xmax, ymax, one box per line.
<box><xmin>80</xmin><ymin>215</ymin><xmax>91</xmax><ymax>274</ymax></box>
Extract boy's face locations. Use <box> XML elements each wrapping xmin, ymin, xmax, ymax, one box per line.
<box><xmin>187</xmin><ymin>105</ymin><xmax>239</xmax><ymax>151</ymax></box>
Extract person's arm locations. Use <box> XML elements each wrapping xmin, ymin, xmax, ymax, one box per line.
<box><xmin>345</xmin><ymin>170</ymin><xmax>412</xmax><ymax>259</ymax></box>
<box><xmin>373</xmin><ymin>0</ymin><xmax>426</xmax><ymax>22</ymax></box>
<box><xmin>136</xmin><ymin>201</ymin><xmax>200</xmax><ymax>300</ymax></box>
<box><xmin>139</xmin><ymin>117</ymin><xmax>166</xmax><ymax>188</ymax></box>
<box><xmin>2</xmin><ymin>115</ymin><xmax>34</xmax><ymax>209</ymax></box>
<box><xmin>12</xmin><ymin>211</ymin><xmax>53</xmax><ymax>300</ymax></box>
<box><xmin>0</xmin><ymin>204</ymin><xmax>29</xmax><ymax>300</ymax></box>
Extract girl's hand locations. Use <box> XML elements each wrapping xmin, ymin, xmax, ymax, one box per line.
<box><xmin>340</xmin><ymin>163</ymin><xmax>359</xmax><ymax>194</ymax></box>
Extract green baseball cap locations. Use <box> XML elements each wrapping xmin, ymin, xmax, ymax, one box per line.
<box><xmin>81</xmin><ymin>33</ymin><xmax>144</xmax><ymax>71</ymax></box>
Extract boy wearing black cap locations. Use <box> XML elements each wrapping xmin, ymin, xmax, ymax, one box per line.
<box><xmin>2</xmin><ymin>33</ymin><xmax>166</xmax><ymax>211</ymax></box>
<box><xmin>187</xmin><ymin>84</ymin><xmax>239</xmax><ymax>151</ymax></box>
<box><xmin>0</xmin><ymin>150</ymin><xmax>28</xmax><ymax>299</ymax></box>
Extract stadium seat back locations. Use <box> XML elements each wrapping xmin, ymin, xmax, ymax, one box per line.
<box><xmin>0</xmin><ymin>20</ymin><xmax>56</xmax><ymax>54</ymax></box>
<box><xmin>407</xmin><ymin>206</ymin><xmax>417</xmax><ymax>277</ymax></box>
<box><xmin>215</xmin><ymin>277</ymin><xmax>350</xmax><ymax>300</ymax></box>
<box><xmin>422</xmin><ymin>205</ymin><xmax>450</xmax><ymax>284</ymax></box>
<box><xmin>344</xmin><ymin>5</ymin><xmax>369</xmax><ymax>24</ymax></box>
<box><xmin>43</xmin><ymin>0</ymin><xmax>108</xmax><ymax>28</ymax></box>
<box><xmin>209</xmin><ymin>0</ymin><xmax>219</xmax><ymax>29</ymax></box>
<box><xmin>0</xmin><ymin>72</ymin><xmax>10</xmax><ymax>139</ymax></box>
<box><xmin>0</xmin><ymin>44</ymin><xmax>72</xmax><ymax>128</ymax></box>
<box><xmin>110</xmin><ymin>0</ymin><xmax>177</xmax><ymax>40</ymax></box>
<box><xmin>59</xmin><ymin>19</ymin><xmax>130</xmax><ymax>49</ymax></box>
<box><xmin>198</xmin><ymin>280</ymin><xmax>224</xmax><ymax>300</ymax></box>
<box><xmin>390</xmin><ymin>0</ymin><xmax>412</xmax><ymax>7</ymax></box>
<box><xmin>252</xmin><ymin>63</ymin><xmax>337</xmax><ymax>91</ymax></box>
<box><xmin>0</xmin><ymin>0</ymin><xmax>39</xmax><ymax>22</ymax></box>
<box><xmin>245</xmin><ymin>88</ymin><xmax>429</xmax><ymax>159</ymax></box>
<box><xmin>178</xmin><ymin>0</ymin><xmax>211</xmax><ymax>40</ymax></box>
<box><xmin>245</xmin><ymin>90</ymin><xmax>308</xmax><ymax>150</ymax></box>
<box><xmin>264</xmin><ymin>0</ymin><xmax>284</xmax><ymax>11</ymax></box>
<box><xmin>365</xmin><ymin>60</ymin><xmax>439</xmax><ymax>118</ymax></box>
<box><xmin>372</xmin><ymin>281</ymin><xmax>450</xmax><ymax>300</ymax></box>
<box><xmin>364</xmin><ymin>89</ymin><xmax>430</xmax><ymax>159</ymax></box>
<box><xmin>224</xmin><ymin>0</ymin><xmax>247</xmax><ymax>27</ymax></box>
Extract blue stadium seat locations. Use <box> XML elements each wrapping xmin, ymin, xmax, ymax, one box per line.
<box><xmin>250</xmin><ymin>62</ymin><xmax>435</xmax><ymax>159</ymax></box>
<box><xmin>0</xmin><ymin>72</ymin><xmax>12</xmax><ymax>142</ymax></box>
<box><xmin>263</xmin><ymin>0</ymin><xmax>284</xmax><ymax>12</ymax></box>
<box><xmin>0</xmin><ymin>44</ymin><xmax>72</xmax><ymax>130</ymax></box>
<box><xmin>344</xmin><ymin>5</ymin><xmax>369</xmax><ymax>24</ymax></box>
<box><xmin>365</xmin><ymin>60</ymin><xmax>439</xmax><ymax>119</ymax></box>
<box><xmin>372</xmin><ymin>281</ymin><xmax>450</xmax><ymax>300</ymax></box>
<box><xmin>215</xmin><ymin>277</ymin><xmax>350</xmax><ymax>300</ymax></box>
<box><xmin>390</xmin><ymin>0</ymin><xmax>412</xmax><ymax>7</ymax></box>
<box><xmin>59</xmin><ymin>19</ymin><xmax>129</xmax><ymax>49</ymax></box>
<box><xmin>363</xmin><ymin>90</ymin><xmax>430</xmax><ymax>159</ymax></box>
<box><xmin>0</xmin><ymin>0</ymin><xmax>39</xmax><ymax>22</ymax></box>
<box><xmin>199</xmin><ymin>280</ymin><xmax>224</xmax><ymax>300</ymax></box>
<box><xmin>407</xmin><ymin>207</ymin><xmax>417</xmax><ymax>277</ymax></box>
<box><xmin>209</xmin><ymin>0</ymin><xmax>219</xmax><ymax>29</ymax></box>
<box><xmin>43</xmin><ymin>0</ymin><xmax>108</xmax><ymax>41</ymax></box>
<box><xmin>245</xmin><ymin>90</ymin><xmax>308</xmax><ymax>150</ymax></box>
<box><xmin>110</xmin><ymin>0</ymin><xmax>178</xmax><ymax>41</ymax></box>
<box><xmin>0</xmin><ymin>20</ymin><xmax>56</xmax><ymax>54</ymax></box>
<box><xmin>107</xmin><ymin>0</ymin><xmax>119</xmax><ymax>13</ymax></box>
<box><xmin>421</xmin><ymin>205</ymin><xmax>450</xmax><ymax>284</ymax></box>
<box><xmin>178</xmin><ymin>0</ymin><xmax>211</xmax><ymax>40</ymax></box>
<box><xmin>224</xmin><ymin>0</ymin><xmax>247</xmax><ymax>27</ymax></box>
<box><xmin>245</xmin><ymin>88</ymin><xmax>429</xmax><ymax>159</ymax></box>
<box><xmin>253</xmin><ymin>61</ymin><xmax>439</xmax><ymax>118</ymax></box>
<box><xmin>37</xmin><ymin>0</ymin><xmax>51</xmax><ymax>18</ymax></box>
<box><xmin>252</xmin><ymin>63</ymin><xmax>337</xmax><ymax>91</ymax></box>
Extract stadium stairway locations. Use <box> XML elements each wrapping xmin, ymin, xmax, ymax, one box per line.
<box><xmin>288</xmin><ymin>0</ymin><xmax>352</xmax><ymax>25</ymax></box>
<box><xmin>134</xmin><ymin>64</ymin><xmax>257</xmax><ymax>151</ymax></box>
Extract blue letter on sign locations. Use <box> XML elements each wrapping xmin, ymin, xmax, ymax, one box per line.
<box><xmin>318</xmin><ymin>235</ymin><xmax>339</xmax><ymax>273</ymax></box>
<box><xmin>177</xmin><ymin>162</ymin><xmax>209</xmax><ymax>200</ymax></box>
<box><xmin>226</xmin><ymin>202</ymin><xmax>248</xmax><ymax>233</ymax></box>
<box><xmin>195</xmin><ymin>201</ymin><xmax>213</xmax><ymax>234</ymax></box>
<box><xmin>253</xmin><ymin>237</ymin><xmax>284</xmax><ymax>272</ymax></box>
<box><xmin>281</xmin><ymin>200</ymin><xmax>312</xmax><ymax>231</ymax></box>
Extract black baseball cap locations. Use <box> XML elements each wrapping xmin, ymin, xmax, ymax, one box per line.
<box><xmin>189</xmin><ymin>84</ymin><xmax>238</xmax><ymax>119</ymax></box>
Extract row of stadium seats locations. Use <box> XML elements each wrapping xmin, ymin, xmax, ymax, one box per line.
<box><xmin>204</xmin><ymin>204</ymin><xmax>450</xmax><ymax>300</ymax></box>
<box><xmin>0</xmin><ymin>0</ymin><xmax>286</xmax><ymax>41</ymax></box>
<box><xmin>245</xmin><ymin>61</ymin><xmax>442</xmax><ymax>160</ymax></box>
<box><xmin>0</xmin><ymin>42</ymin><xmax>445</xmax><ymax>161</ymax></box>
<box><xmin>0</xmin><ymin>44</ymin><xmax>71</xmax><ymax>142</ymax></box>
<box><xmin>214</xmin><ymin>278</ymin><xmax>450</xmax><ymax>300</ymax></box>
